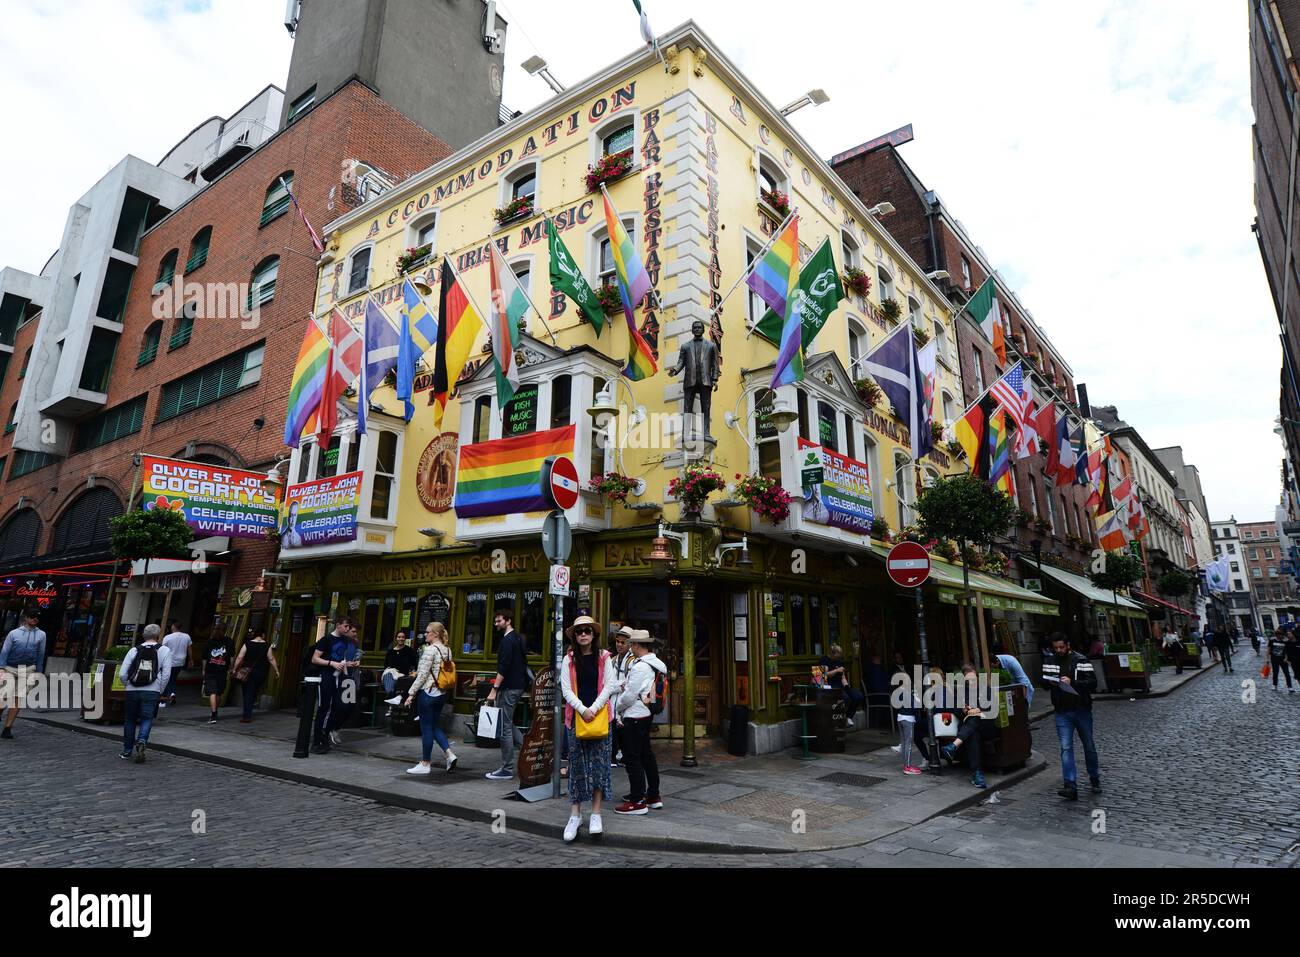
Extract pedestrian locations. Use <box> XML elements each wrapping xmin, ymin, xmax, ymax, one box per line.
<box><xmin>1286</xmin><ymin>629</ymin><xmax>1300</xmax><ymax>691</ymax></box>
<box><xmin>1269</xmin><ymin>629</ymin><xmax>1296</xmax><ymax>692</ymax></box>
<box><xmin>992</xmin><ymin>641</ymin><xmax>1033</xmax><ymax>710</ymax></box>
<box><xmin>1250</xmin><ymin>628</ymin><xmax>1262</xmax><ymax>657</ymax></box>
<box><xmin>1204</xmin><ymin>625</ymin><xmax>1219</xmax><ymax>663</ymax></box>
<box><xmin>610</xmin><ymin>624</ymin><xmax>635</xmax><ymax>768</ymax></box>
<box><xmin>404</xmin><ymin>621</ymin><xmax>458</xmax><ymax>774</ymax></box>
<box><xmin>231</xmin><ymin>630</ymin><xmax>279</xmax><ymax>723</ymax></box>
<box><xmin>307</xmin><ymin>617</ymin><xmax>360</xmax><ymax>753</ymax></box>
<box><xmin>1215</xmin><ymin>625</ymin><xmax>1235</xmax><ymax>674</ymax></box>
<box><xmin>1162</xmin><ymin>627</ymin><xmax>1185</xmax><ymax>675</ymax></box>
<box><xmin>819</xmin><ymin>643</ymin><xmax>866</xmax><ymax>728</ymax></box>
<box><xmin>614</xmin><ymin>630</ymin><xmax>668</xmax><ymax>816</ymax></box>
<box><xmin>381</xmin><ymin>631</ymin><xmax>418</xmax><ymax>707</ymax></box>
<box><xmin>1041</xmin><ymin>632</ymin><xmax>1101</xmax><ymax>800</ymax></box>
<box><xmin>159</xmin><ymin>620</ymin><xmax>192</xmax><ymax>708</ymax></box>
<box><xmin>558</xmin><ymin>615</ymin><xmax>619</xmax><ymax>842</ymax></box>
<box><xmin>201</xmin><ymin>633</ymin><xmax>234</xmax><ymax>725</ymax></box>
<box><xmin>119</xmin><ymin>623</ymin><xmax>172</xmax><ymax>763</ymax></box>
<box><xmin>939</xmin><ymin>663</ymin><xmax>987</xmax><ymax>789</ymax></box>
<box><xmin>484</xmin><ymin>611</ymin><xmax>528</xmax><ymax>781</ymax></box>
<box><xmin>893</xmin><ymin>669</ymin><xmax>923</xmax><ymax>775</ymax></box>
<box><xmin>0</xmin><ymin>609</ymin><xmax>46</xmax><ymax>740</ymax></box>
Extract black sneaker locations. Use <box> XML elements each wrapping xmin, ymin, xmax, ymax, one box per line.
<box><xmin>132</xmin><ymin>743</ymin><xmax>147</xmax><ymax>764</ymax></box>
<box><xmin>0</xmin><ymin>728</ymin><xmax>12</xmax><ymax>740</ymax></box>
<box><xmin>1090</xmin><ymin>778</ymin><xmax>1102</xmax><ymax>793</ymax></box>
<box><xmin>208</xmin><ymin>714</ymin><xmax>218</xmax><ymax>724</ymax></box>
<box><xmin>311</xmin><ymin>743</ymin><xmax>332</xmax><ymax>755</ymax></box>
<box><xmin>1057</xmin><ymin>785</ymin><xmax>1079</xmax><ymax>801</ymax></box>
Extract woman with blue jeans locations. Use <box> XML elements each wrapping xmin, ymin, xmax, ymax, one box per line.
<box><xmin>404</xmin><ymin>622</ymin><xmax>458</xmax><ymax>774</ymax></box>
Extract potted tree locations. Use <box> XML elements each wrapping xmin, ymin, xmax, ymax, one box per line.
<box><xmin>1088</xmin><ymin>551</ymin><xmax>1151</xmax><ymax>691</ymax></box>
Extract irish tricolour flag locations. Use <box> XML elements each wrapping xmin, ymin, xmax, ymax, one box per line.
<box><xmin>489</xmin><ymin>242</ymin><xmax>528</xmax><ymax>409</ymax></box>
<box><xmin>966</xmin><ymin>278</ymin><xmax>1006</xmax><ymax>365</ymax></box>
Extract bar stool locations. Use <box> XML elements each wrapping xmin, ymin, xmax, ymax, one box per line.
<box><xmin>792</xmin><ymin>684</ymin><xmax>819</xmax><ymax>761</ymax></box>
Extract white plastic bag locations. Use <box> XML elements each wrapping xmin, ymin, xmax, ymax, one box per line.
<box><xmin>477</xmin><ymin>705</ymin><xmax>502</xmax><ymax>740</ymax></box>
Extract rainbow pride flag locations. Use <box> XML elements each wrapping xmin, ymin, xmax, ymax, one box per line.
<box><xmin>601</xmin><ymin>188</ymin><xmax>658</xmax><ymax>380</ymax></box>
<box><xmin>754</xmin><ymin>217</ymin><xmax>803</xmax><ymax>388</ymax></box>
<box><xmin>284</xmin><ymin>318</ymin><xmax>330</xmax><ymax>448</ymax></box>
<box><xmin>454</xmin><ymin>424</ymin><xmax>576</xmax><ymax>518</ymax></box>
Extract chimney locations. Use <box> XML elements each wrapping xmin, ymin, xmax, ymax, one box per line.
<box><xmin>1076</xmin><ymin>383</ymin><xmax>1091</xmax><ymax>418</ymax></box>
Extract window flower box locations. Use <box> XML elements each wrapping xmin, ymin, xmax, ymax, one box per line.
<box><xmin>585</xmin><ymin>149</ymin><xmax>634</xmax><ymax>193</ymax></box>
<box><xmin>396</xmin><ymin>244</ymin><xmax>432</xmax><ymax>274</ymax></box>
<box><xmin>912</xmin><ymin>324</ymin><xmax>931</xmax><ymax>347</ymax></box>
<box><xmin>596</xmin><ymin>282</ymin><xmax>623</xmax><ymax>316</ymax></box>
<box><xmin>879</xmin><ymin>297</ymin><xmax>902</xmax><ymax>322</ymax></box>
<box><xmin>844</xmin><ymin>267</ymin><xmax>872</xmax><ymax>299</ymax></box>
<box><xmin>734</xmin><ymin>473</ymin><xmax>792</xmax><ymax>524</ymax></box>
<box><xmin>589</xmin><ymin>472</ymin><xmax>641</xmax><ymax>505</ymax></box>
<box><xmin>870</xmin><ymin>517</ymin><xmax>892</xmax><ymax>542</ymax></box>
<box><xmin>854</xmin><ymin>377</ymin><xmax>883</xmax><ymax>408</ymax></box>
<box><xmin>493</xmin><ymin>195</ymin><xmax>534</xmax><ymax>226</ymax></box>
<box><xmin>760</xmin><ymin>188</ymin><xmax>791</xmax><ymax>220</ymax></box>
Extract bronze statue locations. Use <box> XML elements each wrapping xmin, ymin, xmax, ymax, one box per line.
<box><xmin>667</xmin><ymin>320</ymin><xmax>721</xmax><ymax>438</ymax></box>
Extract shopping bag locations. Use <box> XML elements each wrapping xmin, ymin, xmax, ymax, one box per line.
<box><xmin>933</xmin><ymin>712</ymin><xmax>957</xmax><ymax>737</ymax></box>
<box><xmin>1261</xmin><ymin>663</ymin><xmax>1271</xmax><ymax>679</ymax></box>
<box><xmin>477</xmin><ymin>705</ymin><xmax>502</xmax><ymax>740</ymax></box>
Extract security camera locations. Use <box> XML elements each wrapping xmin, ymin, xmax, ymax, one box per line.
<box><xmin>483</xmin><ymin>1</ymin><xmax>501</xmax><ymax>53</ymax></box>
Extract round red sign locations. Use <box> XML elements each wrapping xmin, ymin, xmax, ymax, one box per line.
<box><xmin>886</xmin><ymin>541</ymin><xmax>932</xmax><ymax>588</ymax></box>
<box><xmin>548</xmin><ymin>456</ymin><xmax>581</xmax><ymax>512</ymax></box>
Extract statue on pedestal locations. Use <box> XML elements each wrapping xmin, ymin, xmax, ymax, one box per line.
<box><xmin>668</xmin><ymin>321</ymin><xmax>721</xmax><ymax>439</ymax></box>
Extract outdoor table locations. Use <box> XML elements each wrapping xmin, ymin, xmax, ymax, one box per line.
<box><xmin>791</xmin><ymin>684</ymin><xmax>820</xmax><ymax>761</ymax></box>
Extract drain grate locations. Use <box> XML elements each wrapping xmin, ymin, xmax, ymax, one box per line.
<box><xmin>818</xmin><ymin>772</ymin><xmax>886</xmax><ymax>789</ymax></box>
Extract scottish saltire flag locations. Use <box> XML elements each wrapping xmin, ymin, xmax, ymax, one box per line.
<box><xmin>359</xmin><ymin>296</ymin><xmax>400</xmax><ymax>435</ymax></box>
<box><xmin>600</xmin><ymin>187</ymin><xmax>658</xmax><ymax>380</ymax></box>
<box><xmin>861</xmin><ymin>324</ymin><xmax>933</xmax><ymax>461</ymax></box>
<box><xmin>284</xmin><ymin>318</ymin><xmax>330</xmax><ymax>448</ymax></box>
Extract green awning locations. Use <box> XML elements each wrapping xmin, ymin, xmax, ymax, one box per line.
<box><xmin>869</xmin><ymin>545</ymin><xmax>1060</xmax><ymax>616</ymax></box>
<box><xmin>1019</xmin><ymin>558</ymin><xmax>1148</xmax><ymax>618</ymax></box>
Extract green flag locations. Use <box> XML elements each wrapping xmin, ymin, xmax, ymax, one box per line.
<box><xmin>754</xmin><ymin>237</ymin><xmax>844</xmax><ymax>350</ymax></box>
<box><xmin>547</xmin><ymin>216</ymin><xmax>605</xmax><ymax>336</ymax></box>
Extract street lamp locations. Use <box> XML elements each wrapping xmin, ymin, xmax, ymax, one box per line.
<box><xmin>867</xmin><ymin>202</ymin><xmax>896</xmax><ymax>217</ymax></box>
<box><xmin>587</xmin><ymin>380</ymin><xmax>648</xmax><ymax>479</ymax></box>
<box><xmin>521</xmin><ymin>55</ymin><xmax>566</xmax><ymax>95</ymax></box>
<box><xmin>648</xmin><ymin>524</ymin><xmax>690</xmax><ymax>580</ymax></box>
<box><xmin>723</xmin><ymin>388</ymin><xmax>797</xmax><ymax>451</ymax></box>
<box><xmin>780</xmin><ymin>88</ymin><xmax>830</xmax><ymax>116</ymax></box>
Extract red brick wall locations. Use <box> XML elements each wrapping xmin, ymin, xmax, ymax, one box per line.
<box><xmin>0</xmin><ymin>82</ymin><xmax>450</xmax><ymax>595</ymax></box>
<box><xmin>832</xmin><ymin>148</ymin><xmax>935</xmax><ymax>270</ymax></box>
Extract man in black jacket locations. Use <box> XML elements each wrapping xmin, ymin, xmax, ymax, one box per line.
<box><xmin>485</xmin><ymin>612</ymin><xmax>528</xmax><ymax>781</ymax></box>
<box><xmin>1041</xmin><ymin>633</ymin><xmax>1101</xmax><ymax>801</ymax></box>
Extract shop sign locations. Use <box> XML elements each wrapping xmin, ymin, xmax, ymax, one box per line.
<box><xmin>416</xmin><ymin>433</ymin><xmax>459</xmax><ymax>513</ymax></box>
<box><xmin>146</xmin><ymin>572</ymin><xmax>191</xmax><ymax>592</ymax></box>
<box><xmin>603</xmin><ymin>543</ymin><xmax>651</xmax><ymax>569</ymax></box>
<box><xmin>15</xmin><ymin>580</ymin><xmax>58</xmax><ymax>606</ymax></box>
<box><xmin>327</xmin><ymin>551</ymin><xmax>547</xmax><ymax>588</ymax></box>
<box><xmin>283</xmin><ymin>472</ymin><xmax>363</xmax><ymax>547</ymax></box>
<box><xmin>503</xmin><ymin>385</ymin><xmax>539</xmax><ymax>438</ymax></box>
<box><xmin>142</xmin><ymin>455</ymin><xmax>281</xmax><ymax>540</ymax></box>
<box><xmin>796</xmin><ymin>438</ymin><xmax>874</xmax><ymax>534</ymax></box>
<box><xmin>799</xmin><ymin>447</ymin><xmax>824</xmax><ymax>487</ymax></box>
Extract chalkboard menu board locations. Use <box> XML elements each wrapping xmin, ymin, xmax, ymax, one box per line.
<box><xmin>416</xmin><ymin>592</ymin><xmax>451</xmax><ymax>636</ymax></box>
<box><xmin>517</xmin><ymin>667</ymin><xmax>558</xmax><ymax>787</ymax></box>
<box><xmin>503</xmin><ymin>384</ymin><xmax>539</xmax><ymax>437</ymax></box>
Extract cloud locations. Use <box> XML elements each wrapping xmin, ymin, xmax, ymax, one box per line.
<box><xmin>1</xmin><ymin>0</ymin><xmax>1277</xmax><ymax>523</ymax></box>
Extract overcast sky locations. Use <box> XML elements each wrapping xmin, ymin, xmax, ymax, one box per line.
<box><xmin>0</xmin><ymin>0</ymin><xmax>1280</xmax><ymax>525</ymax></box>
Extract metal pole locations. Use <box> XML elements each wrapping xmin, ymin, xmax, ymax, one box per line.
<box><xmin>959</xmin><ymin>537</ymin><xmax>980</xmax><ymax>665</ymax></box>
<box><xmin>681</xmin><ymin>580</ymin><xmax>698</xmax><ymax>767</ymax></box>
<box><xmin>916</xmin><ymin>587</ymin><xmax>941</xmax><ymax>772</ymax></box>
<box><xmin>551</xmin><ymin>577</ymin><xmax>565</xmax><ymax>800</ymax></box>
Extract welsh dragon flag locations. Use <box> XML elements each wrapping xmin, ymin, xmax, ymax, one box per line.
<box><xmin>966</xmin><ymin>278</ymin><xmax>1007</xmax><ymax>365</ymax></box>
<box><xmin>489</xmin><ymin>242</ymin><xmax>527</xmax><ymax>410</ymax></box>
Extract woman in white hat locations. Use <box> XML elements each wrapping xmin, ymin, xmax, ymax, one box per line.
<box><xmin>559</xmin><ymin>614</ymin><xmax>620</xmax><ymax>843</ymax></box>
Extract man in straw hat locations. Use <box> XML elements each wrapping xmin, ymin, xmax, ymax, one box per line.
<box><xmin>614</xmin><ymin>630</ymin><xmax>668</xmax><ymax>816</ymax></box>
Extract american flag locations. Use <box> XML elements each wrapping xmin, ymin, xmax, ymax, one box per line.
<box><xmin>989</xmin><ymin>362</ymin><xmax>1030</xmax><ymax>446</ymax></box>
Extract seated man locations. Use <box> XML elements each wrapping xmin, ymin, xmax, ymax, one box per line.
<box><xmin>818</xmin><ymin>644</ymin><xmax>866</xmax><ymax>727</ymax></box>
<box><xmin>939</xmin><ymin>663</ymin><xmax>987</xmax><ymax>789</ymax></box>
<box><xmin>382</xmin><ymin>631</ymin><xmax>418</xmax><ymax>706</ymax></box>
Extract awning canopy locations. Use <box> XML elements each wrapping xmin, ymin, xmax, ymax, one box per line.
<box><xmin>1131</xmin><ymin>590</ymin><xmax>1195</xmax><ymax>617</ymax></box>
<box><xmin>870</xmin><ymin>545</ymin><xmax>1060</xmax><ymax>616</ymax></box>
<box><xmin>1020</xmin><ymin>558</ymin><xmax>1148</xmax><ymax>619</ymax></box>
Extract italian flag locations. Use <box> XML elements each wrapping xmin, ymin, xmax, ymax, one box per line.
<box><xmin>966</xmin><ymin>278</ymin><xmax>1006</xmax><ymax>365</ymax></box>
<box><xmin>489</xmin><ymin>242</ymin><xmax>527</xmax><ymax>409</ymax></box>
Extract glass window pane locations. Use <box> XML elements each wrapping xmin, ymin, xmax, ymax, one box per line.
<box><xmin>791</xmin><ymin>593</ymin><xmax>807</xmax><ymax>657</ymax></box>
<box><xmin>464</xmin><ymin>591</ymin><xmax>488</xmax><ymax>655</ymax></box>
<box><xmin>603</xmin><ymin>124</ymin><xmax>633</xmax><ymax>155</ymax></box>
<box><xmin>523</xmin><ymin>589</ymin><xmax>545</xmax><ymax>657</ymax></box>
<box><xmin>376</xmin><ymin>431</ymin><xmax>397</xmax><ymax>475</ymax></box>
<box><xmin>492</xmin><ymin>590</ymin><xmax>518</xmax><ymax>657</ymax></box>
<box><xmin>771</xmin><ymin>591</ymin><xmax>787</xmax><ymax>657</ymax></box>
<box><xmin>346</xmin><ymin>436</ymin><xmax>361</xmax><ymax>474</ymax></box>
<box><xmin>809</xmin><ymin>593</ymin><xmax>824</xmax><ymax>658</ymax></box>
<box><xmin>370</xmin><ymin>476</ymin><xmax>392</xmax><ymax>520</ymax></box>
<box><xmin>550</xmin><ymin>375</ymin><xmax>572</xmax><ymax>430</ymax></box>
<box><xmin>512</xmin><ymin>173</ymin><xmax>536</xmax><ymax>200</ymax></box>
<box><xmin>320</xmin><ymin>435</ymin><xmax>342</xmax><ymax>479</ymax></box>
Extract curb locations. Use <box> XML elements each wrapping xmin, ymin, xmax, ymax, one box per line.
<box><xmin>918</xmin><ymin>753</ymin><xmax>1048</xmax><ymax>822</ymax></box>
<box><xmin>1093</xmin><ymin>659</ymin><xmax>1216</xmax><ymax>701</ymax></box>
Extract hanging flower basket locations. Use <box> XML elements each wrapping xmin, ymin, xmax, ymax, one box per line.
<box><xmin>870</xmin><ymin>516</ymin><xmax>891</xmax><ymax>541</ymax></box>
<box><xmin>931</xmin><ymin>421</ymin><xmax>945</xmax><ymax>442</ymax></box>
<box><xmin>854</xmin><ymin>377</ymin><xmax>883</xmax><ymax>408</ymax></box>
<box><xmin>880</xmin><ymin>298</ymin><xmax>902</xmax><ymax>322</ymax></box>
<box><xmin>493</xmin><ymin>195</ymin><xmax>534</xmax><ymax>226</ymax></box>
<box><xmin>585</xmin><ymin>149</ymin><xmax>634</xmax><ymax>192</ymax></box>
<box><xmin>595</xmin><ymin>282</ymin><xmax>624</xmax><ymax>316</ymax></box>
<box><xmin>912</xmin><ymin>324</ymin><xmax>931</xmax><ymax>347</ymax></box>
<box><xmin>760</xmin><ymin>188</ymin><xmax>791</xmax><ymax>220</ymax></box>
<box><xmin>897</xmin><ymin>523</ymin><xmax>927</xmax><ymax>545</ymax></box>
<box><xmin>1033</xmin><ymin>517</ymin><xmax>1051</xmax><ymax>534</ymax></box>
<box><xmin>396</xmin><ymin>243</ymin><xmax>432</xmax><ymax>274</ymax></box>
<box><xmin>589</xmin><ymin>473</ymin><xmax>640</xmax><ymax>505</ymax></box>
<box><xmin>734</xmin><ymin>473</ymin><xmax>792</xmax><ymax>524</ymax></box>
<box><xmin>984</xmin><ymin>551</ymin><xmax>1009</xmax><ymax>576</ymax></box>
<box><xmin>961</xmin><ymin>546</ymin><xmax>986</xmax><ymax>570</ymax></box>
<box><xmin>668</xmin><ymin>462</ymin><xmax>725</xmax><ymax>514</ymax></box>
<box><xmin>933</xmin><ymin>539</ymin><xmax>960</xmax><ymax>562</ymax></box>
<box><xmin>843</xmin><ymin>267</ymin><xmax>872</xmax><ymax>299</ymax></box>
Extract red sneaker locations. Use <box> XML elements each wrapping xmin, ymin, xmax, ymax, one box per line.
<box><xmin>646</xmin><ymin>796</ymin><xmax>664</xmax><ymax>810</ymax></box>
<box><xmin>614</xmin><ymin>801</ymin><xmax>648</xmax><ymax>816</ymax></box>
<box><xmin>903</xmin><ymin>766</ymin><xmax>923</xmax><ymax>776</ymax></box>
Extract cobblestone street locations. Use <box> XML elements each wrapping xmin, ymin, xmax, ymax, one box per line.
<box><xmin>3</xmin><ymin>661</ymin><xmax>1296</xmax><ymax>867</ymax></box>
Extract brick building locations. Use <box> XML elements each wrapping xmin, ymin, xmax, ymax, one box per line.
<box><xmin>831</xmin><ymin>141</ymin><xmax>1103</xmax><ymax>663</ymax></box>
<box><xmin>1239</xmin><ymin>518</ymin><xmax>1293</xmax><ymax>633</ymax></box>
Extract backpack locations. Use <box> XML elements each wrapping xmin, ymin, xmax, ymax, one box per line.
<box><xmin>646</xmin><ymin>664</ymin><xmax>668</xmax><ymax>717</ymax></box>
<box><xmin>127</xmin><ymin>645</ymin><xmax>159</xmax><ymax>688</ymax></box>
<box><xmin>436</xmin><ymin>647</ymin><xmax>457</xmax><ymax>694</ymax></box>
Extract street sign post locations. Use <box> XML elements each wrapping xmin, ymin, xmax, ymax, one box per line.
<box><xmin>886</xmin><ymin>542</ymin><xmax>940</xmax><ymax>772</ymax></box>
<box><xmin>544</xmin><ymin>509</ymin><xmax>573</xmax><ymax>801</ymax></box>
<box><xmin>541</xmin><ymin>511</ymin><xmax>573</xmax><ymax>564</ymax></box>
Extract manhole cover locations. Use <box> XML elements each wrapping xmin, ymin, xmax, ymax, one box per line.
<box><xmin>714</xmin><ymin>789</ymin><xmax>866</xmax><ymax>828</ymax></box>
<box><xmin>818</xmin><ymin>772</ymin><xmax>886</xmax><ymax>789</ymax></box>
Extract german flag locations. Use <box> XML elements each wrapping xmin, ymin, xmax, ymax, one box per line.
<box><xmin>956</xmin><ymin>394</ymin><xmax>997</xmax><ymax>480</ymax></box>
<box><xmin>433</xmin><ymin>259</ymin><xmax>484</xmax><ymax>428</ymax></box>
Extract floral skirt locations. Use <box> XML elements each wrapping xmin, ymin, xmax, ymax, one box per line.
<box><xmin>565</xmin><ymin>725</ymin><xmax>612</xmax><ymax>804</ymax></box>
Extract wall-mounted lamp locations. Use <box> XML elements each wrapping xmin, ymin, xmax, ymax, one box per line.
<box><xmin>648</xmin><ymin>523</ymin><xmax>690</xmax><ymax>580</ymax></box>
<box><xmin>867</xmin><ymin>202</ymin><xmax>896</xmax><ymax>217</ymax></box>
<box><xmin>780</xmin><ymin>88</ymin><xmax>830</xmax><ymax>116</ymax></box>
<box><xmin>926</xmin><ymin>270</ymin><xmax>950</xmax><ymax>282</ymax></box>
<box><xmin>715</xmin><ymin>536</ymin><xmax>753</xmax><ymax>568</ymax></box>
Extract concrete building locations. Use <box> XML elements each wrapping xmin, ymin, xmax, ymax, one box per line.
<box><xmin>1211</xmin><ymin>518</ymin><xmax>1258</xmax><ymax>633</ymax></box>
<box><xmin>1154</xmin><ymin>444</ymin><xmax>1214</xmax><ymax>625</ymax></box>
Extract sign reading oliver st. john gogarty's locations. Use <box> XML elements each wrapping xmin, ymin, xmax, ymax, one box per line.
<box><xmin>142</xmin><ymin>456</ymin><xmax>281</xmax><ymax>540</ymax></box>
<box><xmin>282</xmin><ymin>472</ymin><xmax>362</xmax><ymax>548</ymax></box>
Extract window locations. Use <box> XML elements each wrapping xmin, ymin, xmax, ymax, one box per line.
<box><xmin>797</xmin><ymin>389</ymin><xmax>810</xmax><ymax>442</ymax></box>
<box><xmin>409</xmin><ymin>212</ymin><xmax>438</xmax><ymax>254</ymax></box>
<box><xmin>73</xmin><ymin>396</ymin><xmax>146</xmax><ymax>452</ymax></box>
<box><xmin>960</xmin><ymin>255</ymin><xmax>972</xmax><ymax>289</ymax></box>
<box><xmin>590</xmin><ymin>376</ymin><xmax>609</xmax><ymax>480</ymax></box>
<box><xmin>934</xmin><ymin>319</ymin><xmax>950</xmax><ymax>360</ymax></box>
<box><xmin>1029</xmin><ymin>475</ymin><xmax>1041</xmax><ymax>519</ymax></box>
<box><xmin>287</xmin><ymin>85</ymin><xmax>316</xmax><ymax>124</ymax></box>
<box><xmin>863</xmin><ymin>433</ymin><xmax>881</xmax><ymax>516</ymax></box>
<box><xmin>169</xmin><ymin>310</ymin><xmax>194</xmax><ymax>351</ymax></box>
<box><xmin>1266</xmin><ymin>548</ymin><xmax>1275</xmax><ymax>559</ymax></box>
<box><xmin>156</xmin><ymin>343</ymin><xmax>264</xmax><ymax>421</ymax></box>
<box><xmin>512</xmin><ymin>259</ymin><xmax>532</xmax><ymax>296</ymax></box>
<box><xmin>894</xmin><ymin>452</ymin><xmax>914</xmax><ymax>529</ymax></box>
<box><xmin>817</xmin><ymin>400</ymin><xmax>838</xmax><ymax>453</ymax></box>
<box><xmin>756</xmin><ymin>150</ymin><xmax>788</xmax><ymax>207</ymax></box>
<box><xmin>1270</xmin><ymin>567</ymin><xmax>1279</xmax><ymax>578</ymax></box>
<box><xmin>4</xmin><ymin>402</ymin><xmax>15</xmax><ymax>435</ymax></box>
<box><xmin>941</xmin><ymin>390</ymin><xmax>956</xmax><ymax>426</ymax></box>
<box><xmin>0</xmin><ymin>509</ymin><xmax>41</xmax><ymax>561</ymax></box>
<box><xmin>1228</xmin><ymin>543</ymin><xmax>1237</xmax><ymax>554</ymax></box>
<box><xmin>602</xmin><ymin>121</ymin><xmax>634</xmax><ymax>158</ymax></box>
<box><xmin>847</xmin><ymin>317</ymin><xmax>869</xmax><ymax>376</ymax></box>
<box><xmin>79</xmin><ymin>327</ymin><xmax>118</xmax><ymax>393</ymax></box>
<box><xmin>877</xmin><ymin>265</ymin><xmax>895</xmax><ymax>304</ymax></box>
<box><xmin>185</xmin><ymin>226</ymin><xmax>212</xmax><ymax>273</ymax></box>
<box><xmin>746</xmin><ymin>239</ymin><xmax>768</xmax><ymax>328</ymax></box>
<box><xmin>591</xmin><ymin>215</ymin><xmax>636</xmax><ymax>290</ymax></box>
<box><xmin>843</xmin><ymin>413</ymin><xmax>856</xmax><ymax>460</ymax></box>
<box><xmin>50</xmin><ymin>488</ymin><xmax>122</xmax><ymax>555</ymax></box>
<box><xmin>550</xmin><ymin>375</ymin><xmax>572</xmax><ymax>430</ymax></box>
<box><xmin>511</xmin><ymin>169</ymin><xmax>537</xmax><ymax>203</ymax></box>
<box><xmin>260</xmin><ymin>172</ymin><xmax>293</xmax><ymax>226</ymax></box>
<box><xmin>1230</xmin><ymin>561</ymin><xmax>1240</xmax><ymax>572</ymax></box>
<box><xmin>370</xmin><ymin>431</ymin><xmax>398</xmax><ymax>520</ymax></box>
<box><xmin>347</xmin><ymin>247</ymin><xmax>372</xmax><ymax>295</ymax></box>
<box><xmin>907</xmin><ymin>296</ymin><xmax>922</xmax><ymax>327</ymax></box>
<box><xmin>19</xmin><ymin>347</ymin><xmax>30</xmax><ymax>378</ymax></box>
<box><xmin>598</xmin><ymin>238</ymin><xmax>618</xmax><ymax>286</ymax></box>
<box><xmin>10</xmin><ymin>449</ymin><xmax>58</xmax><ymax>479</ymax></box>
<box><xmin>473</xmin><ymin>396</ymin><xmax>493</xmax><ymax>444</ymax></box>
<box><xmin>842</xmin><ymin>230</ymin><xmax>861</xmax><ymax>272</ymax></box>
<box><xmin>755</xmin><ymin>391</ymin><xmax>781</xmax><ymax>482</ymax></box>
<box><xmin>1250</xmin><ymin>547</ymin><xmax>1259</xmax><ymax>559</ymax></box>
<box><xmin>155</xmin><ymin>249</ymin><xmax>179</xmax><ymax>289</ymax></box>
<box><xmin>1253</xmin><ymin>568</ymin><xmax>1263</xmax><ymax>578</ymax></box>
<box><xmin>500</xmin><ymin>161</ymin><xmax>540</xmax><ymax>221</ymax></box>
<box><xmin>973</xmin><ymin>351</ymin><xmax>986</xmax><ymax>393</ymax></box>
<box><xmin>249</xmin><ymin>256</ymin><xmax>280</xmax><ymax>308</ymax></box>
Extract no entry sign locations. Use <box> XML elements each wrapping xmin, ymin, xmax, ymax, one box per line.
<box><xmin>886</xmin><ymin>541</ymin><xmax>932</xmax><ymax>588</ymax></box>
<box><xmin>546</xmin><ymin>456</ymin><xmax>580</xmax><ymax>511</ymax></box>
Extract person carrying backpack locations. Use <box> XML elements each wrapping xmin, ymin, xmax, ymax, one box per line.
<box><xmin>404</xmin><ymin>621</ymin><xmax>459</xmax><ymax>774</ymax></box>
<box><xmin>614</xmin><ymin>630</ymin><xmax>668</xmax><ymax>816</ymax></box>
<box><xmin>118</xmin><ymin>624</ymin><xmax>172</xmax><ymax>763</ymax></box>
<box><xmin>1268</xmin><ymin>629</ymin><xmax>1295</xmax><ymax>692</ymax></box>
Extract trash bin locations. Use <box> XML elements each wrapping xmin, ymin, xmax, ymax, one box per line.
<box><xmin>809</xmin><ymin>688</ymin><xmax>846</xmax><ymax>754</ymax></box>
<box><xmin>727</xmin><ymin>704</ymin><xmax>749</xmax><ymax>756</ymax></box>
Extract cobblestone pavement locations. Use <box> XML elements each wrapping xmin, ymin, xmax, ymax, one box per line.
<box><xmin>3</xmin><ymin>660</ymin><xmax>1295</xmax><ymax>867</ymax></box>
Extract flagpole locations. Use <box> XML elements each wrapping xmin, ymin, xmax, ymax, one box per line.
<box><xmin>484</xmin><ymin>232</ymin><xmax>558</xmax><ymax>347</ymax></box>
